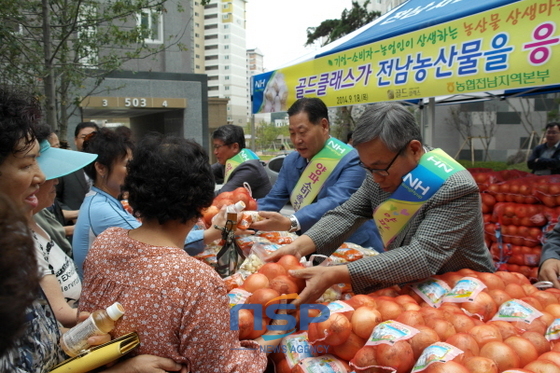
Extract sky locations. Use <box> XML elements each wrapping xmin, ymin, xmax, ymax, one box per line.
<box><xmin>245</xmin><ymin>0</ymin><xmax>354</xmax><ymax>71</ymax></box>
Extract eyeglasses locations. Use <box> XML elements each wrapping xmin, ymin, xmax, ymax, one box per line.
<box><xmin>359</xmin><ymin>143</ymin><xmax>408</xmax><ymax>176</ymax></box>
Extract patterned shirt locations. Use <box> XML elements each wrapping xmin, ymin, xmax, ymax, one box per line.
<box><xmin>0</xmin><ymin>291</ymin><xmax>66</xmax><ymax>373</ymax></box>
<box><xmin>306</xmin><ymin>153</ymin><xmax>495</xmax><ymax>294</ymax></box>
<box><xmin>79</xmin><ymin>227</ymin><xmax>267</xmax><ymax>373</ymax></box>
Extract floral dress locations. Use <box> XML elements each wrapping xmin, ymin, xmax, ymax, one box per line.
<box><xmin>80</xmin><ymin>227</ymin><xmax>267</xmax><ymax>373</ymax></box>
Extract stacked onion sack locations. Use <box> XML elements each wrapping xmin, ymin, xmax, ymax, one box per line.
<box><xmin>231</xmin><ymin>268</ymin><xmax>560</xmax><ymax>372</ymax></box>
<box><xmin>473</xmin><ymin>169</ymin><xmax>560</xmax><ymax>281</ymax></box>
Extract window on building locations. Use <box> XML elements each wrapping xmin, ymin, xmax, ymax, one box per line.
<box><xmin>224</xmin><ymin>45</ymin><xmax>229</xmax><ymax>49</ymax></box>
<box><xmin>224</xmin><ymin>55</ymin><xmax>229</xmax><ymax>59</ymax></box>
<box><xmin>205</xmin><ymin>55</ymin><xmax>218</xmax><ymax>60</ymax></box>
<box><xmin>497</xmin><ymin>112</ymin><xmax>522</xmax><ymax>124</ymax></box>
<box><xmin>208</xmin><ymin>86</ymin><xmax>219</xmax><ymax>91</ymax></box>
<box><xmin>224</xmin><ymin>34</ymin><xmax>229</xmax><ymax>39</ymax></box>
<box><xmin>204</xmin><ymin>13</ymin><xmax>217</xmax><ymax>19</ymax></box>
<box><xmin>206</xmin><ymin>3</ymin><xmax>217</xmax><ymax>8</ymax></box>
<box><xmin>137</xmin><ymin>8</ymin><xmax>163</xmax><ymax>44</ymax></box>
<box><xmin>224</xmin><ymin>24</ymin><xmax>229</xmax><ymax>29</ymax></box>
<box><xmin>206</xmin><ymin>65</ymin><xmax>219</xmax><ymax>70</ymax></box>
<box><xmin>195</xmin><ymin>12</ymin><xmax>199</xmax><ymax>16</ymax></box>
<box><xmin>225</xmin><ymin>86</ymin><xmax>230</xmax><ymax>90</ymax></box>
<box><xmin>78</xmin><ymin>5</ymin><xmax>98</xmax><ymax>67</ymax></box>
<box><xmin>225</xmin><ymin>66</ymin><xmax>230</xmax><ymax>70</ymax></box>
<box><xmin>205</xmin><ymin>45</ymin><xmax>218</xmax><ymax>50</ymax></box>
<box><xmin>195</xmin><ymin>54</ymin><xmax>200</xmax><ymax>58</ymax></box>
<box><xmin>225</xmin><ymin>76</ymin><xmax>230</xmax><ymax>80</ymax></box>
<box><xmin>204</xmin><ymin>24</ymin><xmax>218</xmax><ymax>30</ymax></box>
<box><xmin>204</xmin><ymin>34</ymin><xmax>218</xmax><ymax>40</ymax></box>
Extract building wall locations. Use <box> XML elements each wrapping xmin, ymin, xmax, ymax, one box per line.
<box><xmin>428</xmin><ymin>95</ymin><xmax>560</xmax><ymax>162</ymax></box>
<box><xmin>74</xmin><ymin>71</ymin><xmax>209</xmax><ymax>151</ymax></box>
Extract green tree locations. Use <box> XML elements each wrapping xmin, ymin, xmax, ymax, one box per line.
<box><xmin>254</xmin><ymin>121</ymin><xmax>289</xmax><ymax>152</ymax></box>
<box><xmin>305</xmin><ymin>0</ymin><xmax>380</xmax><ymax>142</ymax></box>
<box><xmin>0</xmin><ymin>0</ymin><xmax>196</xmax><ymax>138</ymax></box>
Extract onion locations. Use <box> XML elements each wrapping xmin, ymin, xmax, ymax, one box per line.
<box><xmin>445</xmin><ymin>333</ymin><xmax>480</xmax><ymax>361</ymax></box>
<box><xmin>350</xmin><ymin>345</ymin><xmax>378</xmax><ymax>370</ymax></box>
<box><xmin>242</xmin><ymin>273</ymin><xmax>269</xmax><ymax>293</ymax></box>
<box><xmin>460</xmin><ymin>291</ymin><xmax>497</xmax><ymax>322</ymax></box>
<box><xmin>546</xmin><ymin>303</ymin><xmax>560</xmax><ymax>318</ymax></box>
<box><xmin>463</xmin><ymin>356</ymin><xmax>498</xmax><ymax>373</ymax></box>
<box><xmin>538</xmin><ymin>352</ymin><xmax>560</xmax><ymax>367</ymax></box>
<box><xmin>477</xmin><ymin>272</ymin><xmax>506</xmax><ymax>291</ymax></box>
<box><xmin>445</xmin><ymin>312</ymin><xmax>476</xmax><ymax>334</ymax></box>
<box><xmin>488</xmin><ymin>289</ymin><xmax>513</xmax><ymax>306</ymax></box>
<box><xmin>524</xmin><ymin>359</ymin><xmax>560</xmax><ymax>373</ymax></box>
<box><xmin>520</xmin><ymin>296</ymin><xmax>544</xmax><ymax>311</ymax></box>
<box><xmin>479</xmin><ymin>341</ymin><xmax>521</xmax><ymax>371</ymax></box>
<box><xmin>277</xmin><ymin>255</ymin><xmax>303</xmax><ymax>271</ymax></box>
<box><xmin>487</xmin><ymin>320</ymin><xmax>519</xmax><ymax>340</ymax></box>
<box><xmin>522</xmin><ymin>331</ymin><xmax>552</xmax><ymax>355</ymax></box>
<box><xmin>394</xmin><ymin>294</ymin><xmax>418</xmax><ymax>306</ymax></box>
<box><xmin>504</xmin><ymin>283</ymin><xmax>527</xmax><ymax>299</ymax></box>
<box><xmin>350</xmin><ymin>306</ymin><xmax>382</xmax><ymax>340</ymax></box>
<box><xmin>425</xmin><ymin>318</ymin><xmax>456</xmax><ymax>341</ymax></box>
<box><xmin>332</xmin><ymin>331</ymin><xmax>366</xmax><ymax>361</ymax></box>
<box><xmin>247</xmin><ymin>288</ymin><xmax>280</xmax><ymax>309</ymax></box>
<box><xmin>504</xmin><ymin>335</ymin><xmax>539</xmax><ymax>367</ymax></box>
<box><xmin>534</xmin><ymin>291</ymin><xmax>560</xmax><ymax>308</ymax></box>
<box><xmin>236</xmin><ymin>309</ymin><xmax>254</xmax><ymax>339</ymax></box>
<box><xmin>395</xmin><ymin>310</ymin><xmax>425</xmax><ymax>327</ymax></box>
<box><xmin>269</xmin><ymin>275</ymin><xmax>298</xmax><ymax>295</ymax></box>
<box><xmin>376</xmin><ymin>299</ymin><xmax>403</xmax><ymax>321</ymax></box>
<box><xmin>345</xmin><ymin>294</ymin><xmax>377</xmax><ymax>309</ymax></box>
<box><xmin>375</xmin><ymin>340</ymin><xmax>415</xmax><ymax>373</ymax></box>
<box><xmin>468</xmin><ymin>324</ymin><xmax>502</xmax><ymax>347</ymax></box>
<box><xmin>246</xmin><ymin>316</ymin><xmax>268</xmax><ymax>339</ymax></box>
<box><xmin>314</xmin><ymin>313</ymin><xmax>352</xmax><ymax>346</ymax></box>
<box><xmin>258</xmin><ymin>262</ymin><xmax>287</xmax><ymax>281</ymax></box>
<box><xmin>425</xmin><ymin>361</ymin><xmax>470</xmax><ymax>373</ymax></box>
<box><xmin>410</xmin><ymin>325</ymin><xmax>440</xmax><ymax>360</ymax></box>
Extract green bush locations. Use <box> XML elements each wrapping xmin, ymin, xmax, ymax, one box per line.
<box><xmin>457</xmin><ymin>160</ymin><xmax>531</xmax><ymax>172</ymax></box>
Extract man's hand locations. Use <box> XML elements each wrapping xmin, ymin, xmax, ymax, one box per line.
<box><xmin>249</xmin><ymin>211</ymin><xmax>291</xmax><ymax>232</ymax></box>
<box><xmin>288</xmin><ymin>265</ymin><xmax>350</xmax><ymax>307</ymax></box>
<box><xmin>539</xmin><ymin>259</ymin><xmax>560</xmax><ymax>289</ymax></box>
<box><xmin>103</xmin><ymin>355</ymin><xmax>187</xmax><ymax>373</ymax></box>
<box><xmin>265</xmin><ymin>235</ymin><xmax>317</xmax><ymax>262</ymax></box>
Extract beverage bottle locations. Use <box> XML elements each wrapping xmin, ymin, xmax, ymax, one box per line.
<box><xmin>60</xmin><ymin>302</ymin><xmax>125</xmax><ymax>357</ymax></box>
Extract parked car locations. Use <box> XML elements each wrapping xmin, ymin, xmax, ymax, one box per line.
<box><xmin>265</xmin><ymin>154</ymin><xmax>287</xmax><ymax>186</ymax></box>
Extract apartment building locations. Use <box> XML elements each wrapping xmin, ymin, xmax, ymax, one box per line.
<box><xmin>203</xmin><ymin>0</ymin><xmax>248</xmax><ymax>126</ymax></box>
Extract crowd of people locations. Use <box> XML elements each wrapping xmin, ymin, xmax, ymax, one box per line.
<box><xmin>2</xmin><ymin>82</ymin><xmax>560</xmax><ymax>373</ymax></box>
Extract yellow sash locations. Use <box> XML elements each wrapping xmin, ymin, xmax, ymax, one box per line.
<box><xmin>290</xmin><ymin>137</ymin><xmax>353</xmax><ymax>211</ymax></box>
<box><xmin>373</xmin><ymin>148</ymin><xmax>464</xmax><ymax>248</ymax></box>
<box><xmin>224</xmin><ymin>148</ymin><xmax>260</xmax><ymax>183</ymax></box>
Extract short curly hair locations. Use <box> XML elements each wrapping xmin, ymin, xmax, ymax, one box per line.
<box><xmin>82</xmin><ymin>128</ymin><xmax>134</xmax><ymax>183</ymax></box>
<box><xmin>0</xmin><ymin>86</ymin><xmax>42</xmax><ymax>166</ymax></box>
<box><xmin>0</xmin><ymin>192</ymin><xmax>39</xmax><ymax>356</ymax></box>
<box><xmin>124</xmin><ymin>133</ymin><xmax>215</xmax><ymax>224</ymax></box>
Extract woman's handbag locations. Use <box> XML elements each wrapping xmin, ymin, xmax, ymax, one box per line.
<box><xmin>50</xmin><ymin>332</ymin><xmax>140</xmax><ymax>373</ymax></box>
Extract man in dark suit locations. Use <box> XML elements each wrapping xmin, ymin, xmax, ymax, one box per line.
<box><xmin>527</xmin><ymin>122</ymin><xmax>560</xmax><ymax>175</ymax></box>
<box><xmin>268</xmin><ymin>102</ymin><xmax>495</xmax><ymax>305</ymax></box>
<box><xmin>56</xmin><ymin>122</ymin><xmax>99</xmax><ymax>213</ymax></box>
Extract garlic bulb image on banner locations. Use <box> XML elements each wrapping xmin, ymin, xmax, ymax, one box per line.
<box><xmin>261</xmin><ymin>72</ymin><xmax>288</xmax><ymax>113</ymax></box>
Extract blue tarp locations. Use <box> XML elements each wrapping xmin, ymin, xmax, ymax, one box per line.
<box><xmin>316</xmin><ymin>0</ymin><xmax>522</xmax><ymax>59</ymax></box>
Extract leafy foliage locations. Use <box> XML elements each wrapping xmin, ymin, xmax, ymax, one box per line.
<box><xmin>305</xmin><ymin>0</ymin><xmax>380</xmax><ymax>47</ymax></box>
<box><xmin>0</xmin><ymin>0</ymin><xmax>187</xmax><ymax>137</ymax></box>
<box><xmin>304</xmin><ymin>0</ymin><xmax>380</xmax><ymax>143</ymax></box>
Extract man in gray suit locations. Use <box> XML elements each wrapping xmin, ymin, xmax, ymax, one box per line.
<box><xmin>268</xmin><ymin>102</ymin><xmax>495</xmax><ymax>305</ymax></box>
<box><xmin>56</xmin><ymin>122</ymin><xmax>99</xmax><ymax>214</ymax></box>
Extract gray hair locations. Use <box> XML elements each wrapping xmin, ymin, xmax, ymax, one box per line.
<box><xmin>352</xmin><ymin>103</ymin><xmax>422</xmax><ymax>152</ymax></box>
